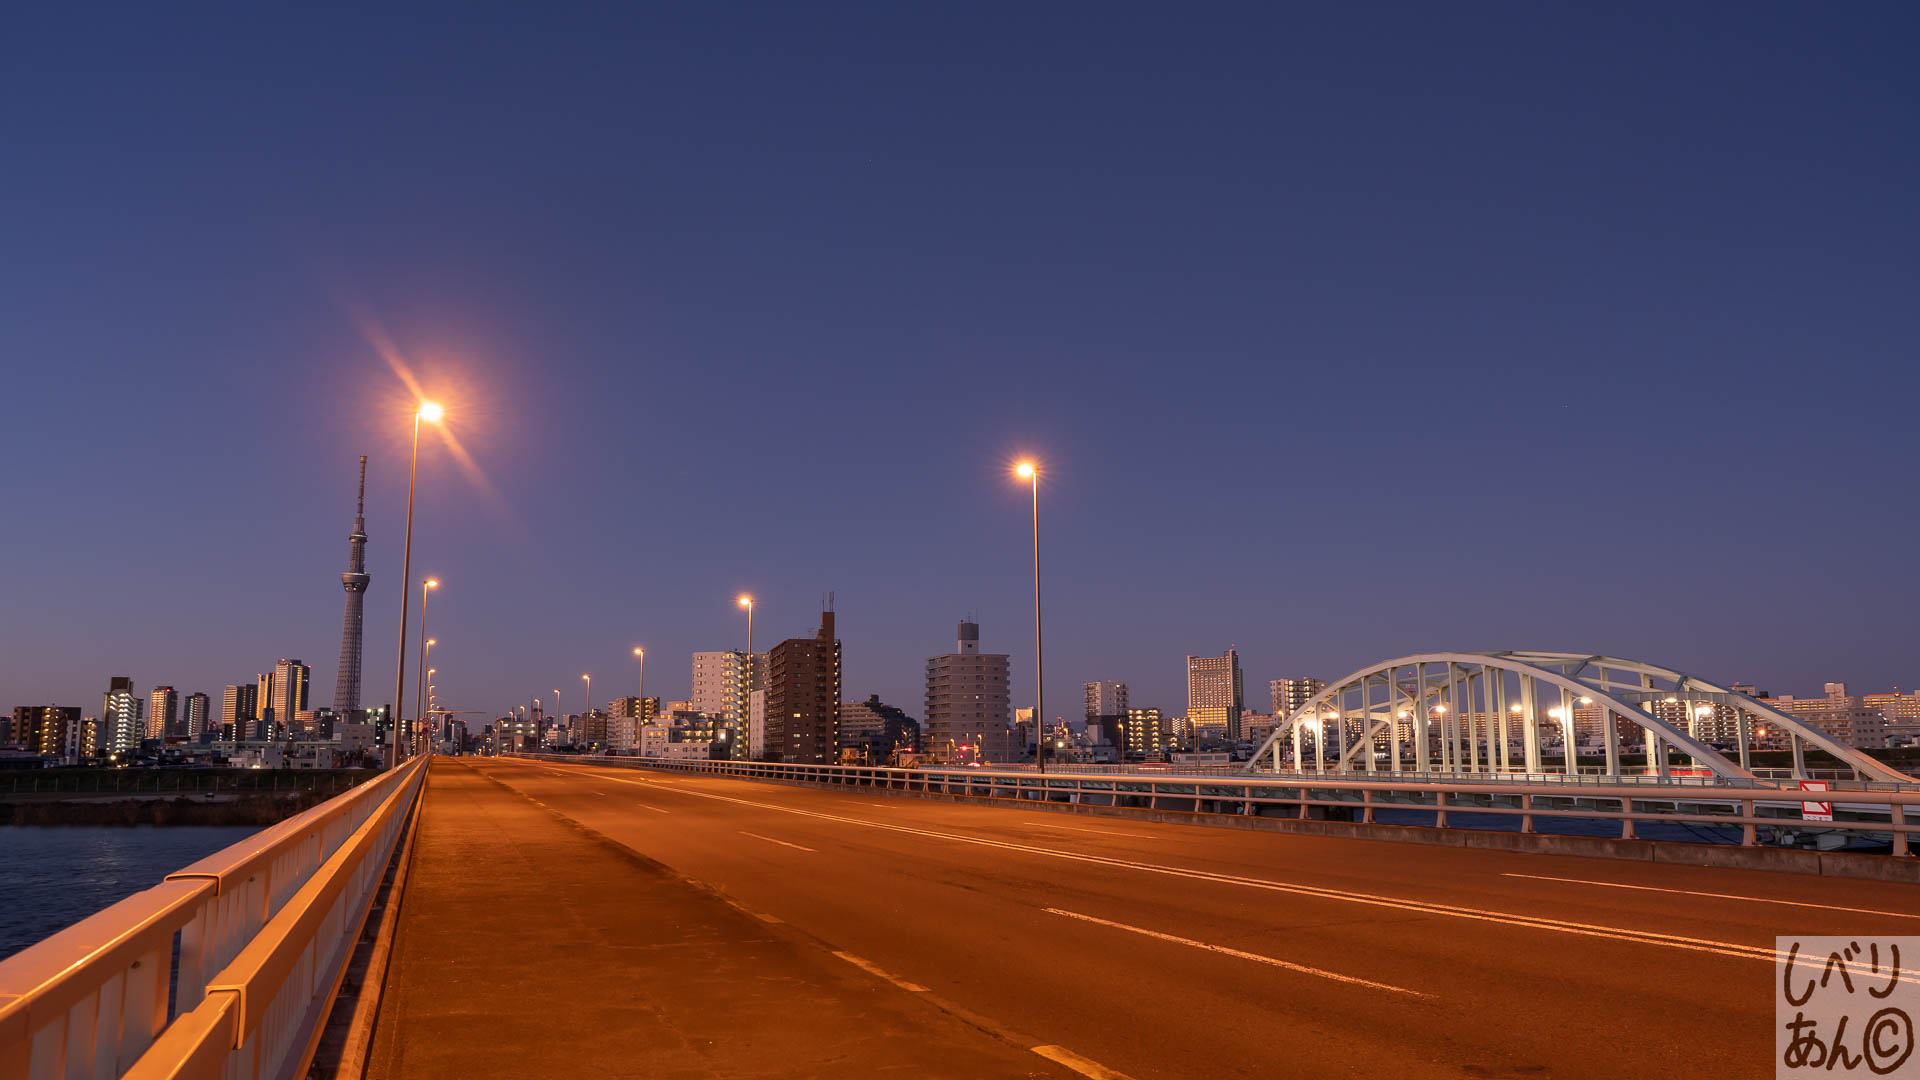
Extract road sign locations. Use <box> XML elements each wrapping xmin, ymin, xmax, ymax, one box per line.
<box><xmin>1798</xmin><ymin>780</ymin><xmax>1832</xmax><ymax>822</ymax></box>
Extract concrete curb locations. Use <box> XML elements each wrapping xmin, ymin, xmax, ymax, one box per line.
<box><xmin>313</xmin><ymin>768</ymin><xmax>427</xmax><ymax>1079</ymax></box>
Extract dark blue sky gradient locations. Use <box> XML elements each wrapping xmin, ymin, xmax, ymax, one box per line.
<box><xmin>4</xmin><ymin>4</ymin><xmax>1916</xmax><ymax>720</ymax></box>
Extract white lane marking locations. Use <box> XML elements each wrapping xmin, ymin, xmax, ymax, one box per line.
<box><xmin>549</xmin><ymin>761</ymin><xmax>1784</xmax><ymax>963</ymax></box>
<box><xmin>1022</xmin><ymin>821</ymin><xmax>1157</xmax><ymax>839</ymax></box>
<box><xmin>1044</xmin><ymin>908</ymin><xmax>1427</xmax><ymax>996</ymax></box>
<box><xmin>1501</xmin><ymin>873</ymin><xmax>1920</xmax><ymax>919</ymax></box>
<box><xmin>721</xmin><ymin>896</ymin><xmax>786</xmax><ymax>924</ymax></box>
<box><xmin>1031</xmin><ymin>1044</ymin><xmax>1139</xmax><ymax>1080</ymax></box>
<box><xmin>740</xmin><ymin>830</ymin><xmax>815</xmax><ymax>852</ymax></box>
<box><xmin>832</xmin><ymin>951</ymin><xmax>928</xmax><ymax>992</ymax></box>
<box><xmin>575</xmin><ymin>776</ymin><xmax>672</xmax><ymax>812</ymax></box>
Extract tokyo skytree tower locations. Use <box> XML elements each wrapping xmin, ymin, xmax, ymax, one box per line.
<box><xmin>333</xmin><ymin>456</ymin><xmax>371</xmax><ymax>714</ymax></box>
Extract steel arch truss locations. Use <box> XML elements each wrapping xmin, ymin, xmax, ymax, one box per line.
<box><xmin>1245</xmin><ymin>652</ymin><xmax>1911</xmax><ymax>784</ymax></box>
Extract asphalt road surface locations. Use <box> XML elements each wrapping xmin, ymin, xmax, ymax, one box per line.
<box><xmin>417</xmin><ymin>757</ymin><xmax>1919</xmax><ymax>1079</ymax></box>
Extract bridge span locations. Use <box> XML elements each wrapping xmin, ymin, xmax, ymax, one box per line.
<box><xmin>5</xmin><ymin>755</ymin><xmax>1917</xmax><ymax>1080</ymax></box>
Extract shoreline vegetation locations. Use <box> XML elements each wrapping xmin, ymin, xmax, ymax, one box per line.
<box><xmin>0</xmin><ymin>790</ymin><xmax>339</xmax><ymax>826</ymax></box>
<box><xmin>0</xmin><ymin>768</ymin><xmax>375</xmax><ymax>826</ymax></box>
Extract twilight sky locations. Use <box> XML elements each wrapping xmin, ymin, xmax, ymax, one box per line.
<box><xmin>3</xmin><ymin>3</ymin><xmax>1916</xmax><ymax>724</ymax></box>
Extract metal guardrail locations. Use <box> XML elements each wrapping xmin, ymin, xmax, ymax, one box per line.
<box><xmin>0</xmin><ymin>756</ymin><xmax>428</xmax><ymax>1080</ymax></box>
<box><xmin>510</xmin><ymin>753</ymin><xmax>1916</xmax><ymax>857</ymax></box>
<box><xmin>955</xmin><ymin>759</ymin><xmax>1920</xmax><ymax>793</ymax></box>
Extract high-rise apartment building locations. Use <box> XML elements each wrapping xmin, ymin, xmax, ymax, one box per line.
<box><xmin>270</xmin><ymin>659</ymin><xmax>310</xmax><ymax>740</ymax></box>
<box><xmin>184</xmin><ymin>692</ymin><xmax>210</xmax><ymax>738</ymax></box>
<box><xmin>1269</xmin><ymin>678</ymin><xmax>1326</xmax><ymax>721</ymax></box>
<box><xmin>256</xmin><ymin>672</ymin><xmax>276</xmax><ymax>735</ymax></box>
<box><xmin>1646</xmin><ymin>698</ymin><xmax>1744</xmax><ymax>744</ymax></box>
<box><xmin>102</xmin><ymin>677</ymin><xmax>143</xmax><ymax>755</ymax></box>
<box><xmin>691</xmin><ymin>651</ymin><xmax>759</xmax><ymax>744</ymax></box>
<box><xmin>1188</xmin><ymin>649</ymin><xmax>1245</xmax><ymax>741</ymax></box>
<box><xmin>608</xmin><ymin>696</ymin><xmax>660</xmax><ymax>721</ymax></box>
<box><xmin>1119</xmin><ymin>707</ymin><xmax>1168</xmax><ymax>757</ymax></box>
<box><xmin>764</xmin><ymin>608</ymin><xmax>841</xmax><ymax>763</ymax></box>
<box><xmin>1862</xmin><ymin>691</ymin><xmax>1920</xmax><ymax>744</ymax></box>
<box><xmin>333</xmin><ymin>456</ymin><xmax>372</xmax><ymax>717</ymax></box>
<box><xmin>147</xmin><ymin>687</ymin><xmax>178</xmax><ymax>740</ymax></box>
<box><xmin>1083</xmin><ymin>681</ymin><xmax>1129</xmax><ymax>746</ymax></box>
<box><xmin>222</xmin><ymin>683</ymin><xmax>259</xmax><ymax>739</ymax></box>
<box><xmin>9</xmin><ymin>706</ymin><xmax>90</xmax><ymax>760</ymax></box>
<box><xmin>838</xmin><ymin>694</ymin><xmax>919</xmax><ymax>760</ymax></box>
<box><xmin>748</xmin><ymin>689</ymin><xmax>767</xmax><ymax>759</ymax></box>
<box><xmin>924</xmin><ymin>621</ymin><xmax>1012</xmax><ymax>762</ymax></box>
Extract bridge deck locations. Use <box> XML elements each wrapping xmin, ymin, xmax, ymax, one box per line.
<box><xmin>373</xmin><ymin>758</ymin><xmax>1920</xmax><ymax>1079</ymax></box>
<box><xmin>367</xmin><ymin>761</ymin><xmax>1075</xmax><ymax>1078</ymax></box>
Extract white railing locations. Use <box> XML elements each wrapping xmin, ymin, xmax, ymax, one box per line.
<box><xmin>508</xmin><ymin>753</ymin><xmax>1916</xmax><ymax>857</ymax></box>
<box><xmin>0</xmin><ymin>756</ymin><xmax>427</xmax><ymax>1080</ymax></box>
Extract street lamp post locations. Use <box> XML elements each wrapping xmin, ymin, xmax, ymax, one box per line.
<box><xmin>582</xmin><ymin>672</ymin><xmax>592</xmax><ymax>715</ymax></box>
<box><xmin>1015</xmin><ymin>461</ymin><xmax>1044</xmax><ymax>774</ymax></box>
<box><xmin>414</xmin><ymin>580</ymin><xmax>438</xmax><ymax>756</ymax></box>
<box><xmin>737</xmin><ymin>595</ymin><xmax>754</xmax><ymax>656</ymax></box>
<box><xmin>633</xmin><ymin>647</ymin><xmax>646</xmax><ymax>708</ymax></box>
<box><xmin>390</xmin><ymin>401</ymin><xmax>441</xmax><ymax>769</ymax></box>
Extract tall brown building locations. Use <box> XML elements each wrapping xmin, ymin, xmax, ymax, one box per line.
<box><xmin>765</xmin><ymin>608</ymin><xmax>841</xmax><ymax>763</ymax></box>
<box><xmin>8</xmin><ymin>706</ymin><xmax>94</xmax><ymax>761</ymax></box>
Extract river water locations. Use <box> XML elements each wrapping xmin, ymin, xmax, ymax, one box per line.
<box><xmin>0</xmin><ymin>825</ymin><xmax>260</xmax><ymax>961</ymax></box>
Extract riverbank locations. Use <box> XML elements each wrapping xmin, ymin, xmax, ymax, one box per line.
<box><xmin>0</xmin><ymin>789</ymin><xmax>335</xmax><ymax>826</ymax></box>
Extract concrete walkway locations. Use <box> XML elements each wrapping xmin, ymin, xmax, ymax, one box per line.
<box><xmin>367</xmin><ymin>760</ymin><xmax>1071</xmax><ymax>1079</ymax></box>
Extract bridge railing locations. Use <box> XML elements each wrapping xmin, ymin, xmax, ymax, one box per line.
<box><xmin>0</xmin><ymin>755</ymin><xmax>428</xmax><ymax>1080</ymax></box>
<box><xmin>507</xmin><ymin>753</ymin><xmax>1916</xmax><ymax>857</ymax></box>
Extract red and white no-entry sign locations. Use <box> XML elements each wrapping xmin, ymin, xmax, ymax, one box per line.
<box><xmin>1798</xmin><ymin>779</ymin><xmax>1832</xmax><ymax>822</ymax></box>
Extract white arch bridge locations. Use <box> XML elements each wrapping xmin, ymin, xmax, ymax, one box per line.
<box><xmin>1246</xmin><ymin>651</ymin><xmax>1914</xmax><ymax>785</ymax></box>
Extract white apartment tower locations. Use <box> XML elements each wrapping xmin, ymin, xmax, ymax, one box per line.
<box><xmin>924</xmin><ymin>621</ymin><xmax>1012</xmax><ymax>762</ymax></box>
<box><xmin>102</xmin><ymin>677</ymin><xmax>143</xmax><ymax>755</ymax></box>
<box><xmin>691</xmin><ymin>651</ymin><xmax>751</xmax><ymax>724</ymax></box>
<box><xmin>1269</xmin><ymin>678</ymin><xmax>1326</xmax><ymax>721</ymax></box>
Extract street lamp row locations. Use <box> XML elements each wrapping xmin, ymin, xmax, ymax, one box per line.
<box><xmin>390</xmin><ymin>401</ymin><xmax>442</xmax><ymax>769</ymax></box>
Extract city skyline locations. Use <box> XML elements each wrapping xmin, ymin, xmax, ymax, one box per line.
<box><xmin>6</xmin><ymin>6</ymin><xmax>1919</xmax><ymax>723</ymax></box>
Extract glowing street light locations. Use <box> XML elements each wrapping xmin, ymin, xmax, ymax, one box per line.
<box><xmin>390</xmin><ymin>401</ymin><xmax>443</xmax><ymax>768</ymax></box>
<box><xmin>582</xmin><ymin>673</ymin><xmax>592</xmax><ymax>716</ymax></box>
<box><xmin>1013</xmin><ymin>459</ymin><xmax>1044</xmax><ymax>773</ymax></box>
<box><xmin>737</xmin><ymin>595</ymin><xmax>754</xmax><ymax>654</ymax></box>
<box><xmin>413</xmin><ymin>579</ymin><xmax>439</xmax><ymax>749</ymax></box>
<box><xmin>633</xmin><ymin>647</ymin><xmax>647</xmax><ymax>709</ymax></box>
